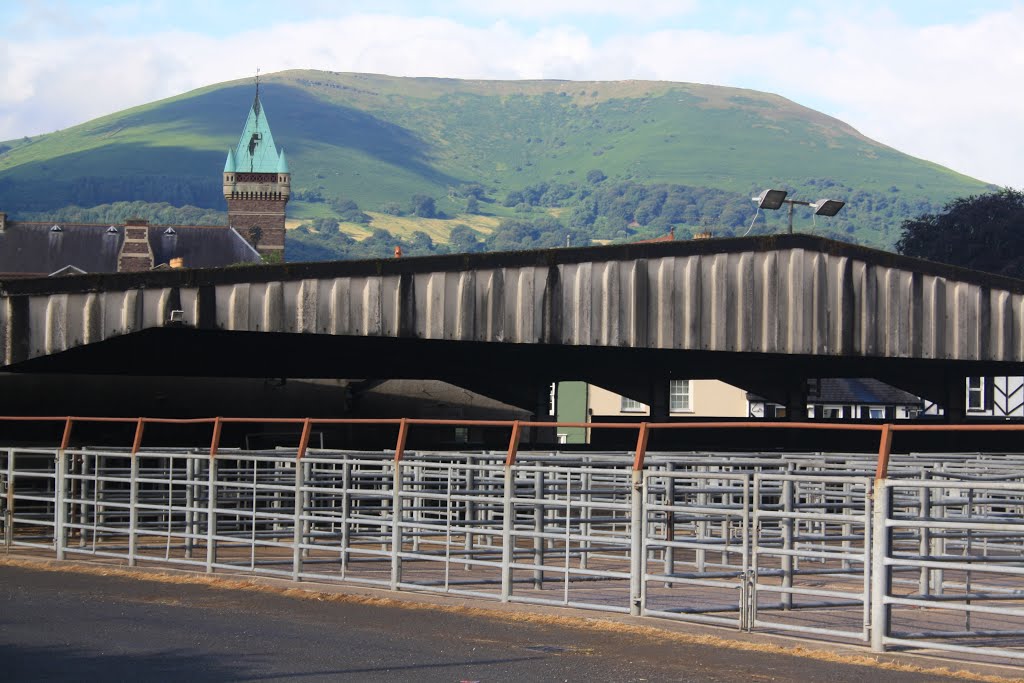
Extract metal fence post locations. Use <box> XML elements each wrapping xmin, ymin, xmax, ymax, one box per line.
<box><xmin>128</xmin><ymin>454</ymin><xmax>139</xmax><ymax>567</ymax></box>
<box><xmin>502</xmin><ymin>421</ymin><xmax>522</xmax><ymax>602</ymax></box>
<box><xmin>533</xmin><ymin>468</ymin><xmax>545</xmax><ymax>590</ymax></box>
<box><xmin>4</xmin><ymin>449</ymin><xmax>13</xmax><ymax>551</ymax></box>
<box><xmin>663</xmin><ymin>461</ymin><xmax>675</xmax><ymax>583</ymax></box>
<box><xmin>301</xmin><ymin>461</ymin><xmax>312</xmax><ymax>560</ymax></box>
<box><xmin>390</xmin><ymin>461</ymin><xmax>403</xmax><ymax>591</ymax></box>
<box><xmin>55</xmin><ymin>449</ymin><xmax>67</xmax><ymax>560</ymax></box>
<box><xmin>630</xmin><ymin>423</ymin><xmax>650</xmax><ymax>617</ymax></box>
<box><xmin>340</xmin><ymin>460</ymin><xmax>351</xmax><ymax>576</ymax></box>
<box><xmin>630</xmin><ymin>468</ymin><xmax>646</xmax><ymax>616</ymax></box>
<box><xmin>185</xmin><ymin>456</ymin><xmax>195</xmax><ymax>560</ymax></box>
<box><xmin>464</xmin><ymin>455</ymin><xmax>476</xmax><ymax>570</ymax></box>
<box><xmin>206</xmin><ymin>457</ymin><xmax>217</xmax><ymax>574</ymax></box>
<box><xmin>501</xmin><ymin>464</ymin><xmax>514</xmax><ymax>602</ymax></box>
<box><xmin>918</xmin><ymin>470</ymin><xmax>932</xmax><ymax>597</ymax></box>
<box><xmin>742</xmin><ymin>475</ymin><xmax>753</xmax><ymax>632</ymax></box>
<box><xmin>870</xmin><ymin>480</ymin><xmax>892</xmax><ymax>652</ymax></box>
<box><xmin>78</xmin><ymin>453</ymin><xmax>91</xmax><ymax>549</ymax></box>
<box><xmin>293</xmin><ymin>458</ymin><xmax>304</xmax><ymax>581</ymax></box>
<box><xmin>781</xmin><ymin>474</ymin><xmax>795</xmax><ymax>610</ymax></box>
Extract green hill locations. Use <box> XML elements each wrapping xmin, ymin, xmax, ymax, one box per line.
<box><xmin>0</xmin><ymin>70</ymin><xmax>992</xmax><ymax>249</ymax></box>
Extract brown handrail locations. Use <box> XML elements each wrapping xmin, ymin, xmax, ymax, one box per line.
<box><xmin>4</xmin><ymin>414</ymin><xmax>1024</xmax><ymax>482</ymax></box>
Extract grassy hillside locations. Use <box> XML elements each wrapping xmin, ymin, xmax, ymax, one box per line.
<box><xmin>0</xmin><ymin>70</ymin><xmax>993</xmax><ymax>249</ymax></box>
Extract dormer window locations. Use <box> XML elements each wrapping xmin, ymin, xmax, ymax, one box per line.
<box><xmin>106</xmin><ymin>226</ymin><xmax>119</xmax><ymax>235</ymax></box>
<box><xmin>163</xmin><ymin>227</ymin><xmax>177</xmax><ymax>236</ymax></box>
<box><xmin>50</xmin><ymin>224</ymin><xmax>62</xmax><ymax>232</ymax></box>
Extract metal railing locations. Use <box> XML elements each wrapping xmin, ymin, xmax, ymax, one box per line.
<box><xmin>2</xmin><ymin>415</ymin><xmax>1024</xmax><ymax>664</ymax></box>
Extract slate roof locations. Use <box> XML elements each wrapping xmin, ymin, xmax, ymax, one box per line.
<box><xmin>748</xmin><ymin>378</ymin><xmax>922</xmax><ymax>406</ymax></box>
<box><xmin>0</xmin><ymin>221</ymin><xmax>260</xmax><ymax>276</ymax></box>
<box><xmin>812</xmin><ymin>378</ymin><xmax>921</xmax><ymax>405</ymax></box>
<box><xmin>149</xmin><ymin>226</ymin><xmax>260</xmax><ymax>268</ymax></box>
<box><xmin>0</xmin><ymin>222</ymin><xmax>124</xmax><ymax>276</ymax></box>
<box><xmin>350</xmin><ymin>380</ymin><xmax>532</xmax><ymax>420</ymax></box>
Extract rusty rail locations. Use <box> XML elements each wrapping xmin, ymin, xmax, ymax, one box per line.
<box><xmin>3</xmin><ymin>415</ymin><xmax>1024</xmax><ymax>479</ymax></box>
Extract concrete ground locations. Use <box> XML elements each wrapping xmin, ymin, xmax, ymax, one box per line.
<box><xmin>1</xmin><ymin>559</ymin><xmax>1020</xmax><ymax>683</ymax></box>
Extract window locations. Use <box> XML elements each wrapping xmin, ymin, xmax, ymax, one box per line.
<box><xmin>620</xmin><ymin>397</ymin><xmax>646</xmax><ymax>412</ymax></box>
<box><xmin>967</xmin><ymin>377</ymin><xmax>985</xmax><ymax>412</ymax></box>
<box><xmin>822</xmin><ymin>406</ymin><xmax>843</xmax><ymax>419</ymax></box>
<box><xmin>868</xmin><ymin>407</ymin><xmax>885</xmax><ymax>420</ymax></box>
<box><xmin>669</xmin><ymin>380</ymin><xmax>691</xmax><ymax>412</ymax></box>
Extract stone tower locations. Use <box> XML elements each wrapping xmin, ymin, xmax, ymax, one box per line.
<box><xmin>223</xmin><ymin>90</ymin><xmax>289</xmax><ymax>259</ymax></box>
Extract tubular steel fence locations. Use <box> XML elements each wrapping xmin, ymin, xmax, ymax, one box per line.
<box><xmin>2</xmin><ymin>416</ymin><xmax>1024</xmax><ymax>665</ymax></box>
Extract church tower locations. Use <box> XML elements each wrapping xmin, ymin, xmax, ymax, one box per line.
<box><xmin>223</xmin><ymin>88</ymin><xmax>289</xmax><ymax>259</ymax></box>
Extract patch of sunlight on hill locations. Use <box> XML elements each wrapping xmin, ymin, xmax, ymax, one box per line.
<box><xmin>287</xmin><ymin>212</ymin><xmax>500</xmax><ymax>244</ymax></box>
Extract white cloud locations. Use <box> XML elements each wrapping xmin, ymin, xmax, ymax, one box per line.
<box><xmin>0</xmin><ymin>8</ymin><xmax>1021</xmax><ymax>188</ymax></box>
<box><xmin>448</xmin><ymin>0</ymin><xmax>699</xmax><ymax>20</ymax></box>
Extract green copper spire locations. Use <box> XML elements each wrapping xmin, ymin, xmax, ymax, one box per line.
<box><xmin>232</xmin><ymin>92</ymin><xmax>282</xmax><ymax>173</ymax></box>
<box><xmin>276</xmin><ymin>148</ymin><xmax>289</xmax><ymax>174</ymax></box>
<box><xmin>223</xmin><ymin>148</ymin><xmax>236</xmax><ymax>173</ymax></box>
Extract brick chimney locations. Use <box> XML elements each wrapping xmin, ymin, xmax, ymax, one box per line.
<box><xmin>117</xmin><ymin>219</ymin><xmax>154</xmax><ymax>272</ymax></box>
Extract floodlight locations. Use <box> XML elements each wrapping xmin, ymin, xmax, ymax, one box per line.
<box><xmin>811</xmin><ymin>199</ymin><xmax>845</xmax><ymax>217</ymax></box>
<box><xmin>753</xmin><ymin>189</ymin><xmax>788</xmax><ymax>210</ymax></box>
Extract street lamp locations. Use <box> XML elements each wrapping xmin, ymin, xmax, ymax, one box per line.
<box><xmin>752</xmin><ymin>188</ymin><xmax>845</xmax><ymax>234</ymax></box>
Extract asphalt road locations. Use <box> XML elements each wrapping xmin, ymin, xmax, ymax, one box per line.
<box><xmin>0</xmin><ymin>564</ymin><xmax>970</xmax><ymax>682</ymax></box>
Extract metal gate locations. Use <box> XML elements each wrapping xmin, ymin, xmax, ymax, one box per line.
<box><xmin>751</xmin><ymin>473</ymin><xmax>872</xmax><ymax>641</ymax></box>
<box><xmin>641</xmin><ymin>469</ymin><xmax>751</xmax><ymax>628</ymax></box>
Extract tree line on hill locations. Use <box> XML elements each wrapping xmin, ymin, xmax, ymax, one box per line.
<box><xmin>18</xmin><ymin>179</ymin><xmax>1022</xmax><ymax>281</ymax></box>
<box><xmin>18</xmin><ymin>201</ymin><xmax>227</xmax><ymax>225</ymax></box>
<box><xmin>0</xmin><ymin>175</ymin><xmax>222</xmax><ymax>213</ymax></box>
<box><xmin>288</xmin><ymin>186</ymin><xmax>1024</xmax><ymax>282</ymax></box>
<box><xmin>288</xmin><ymin>172</ymin><xmax>945</xmax><ymax>260</ymax></box>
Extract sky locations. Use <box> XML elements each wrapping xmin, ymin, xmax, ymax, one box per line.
<box><xmin>1</xmin><ymin>0</ymin><xmax>1022</xmax><ymax>189</ymax></box>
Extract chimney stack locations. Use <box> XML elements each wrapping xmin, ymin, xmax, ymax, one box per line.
<box><xmin>117</xmin><ymin>219</ymin><xmax>155</xmax><ymax>272</ymax></box>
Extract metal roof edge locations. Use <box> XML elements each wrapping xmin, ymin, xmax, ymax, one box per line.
<box><xmin>4</xmin><ymin>233</ymin><xmax>1024</xmax><ymax>297</ymax></box>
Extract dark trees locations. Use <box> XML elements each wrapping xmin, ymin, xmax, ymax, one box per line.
<box><xmin>895</xmin><ymin>189</ymin><xmax>1024</xmax><ymax>278</ymax></box>
<box><xmin>411</xmin><ymin>194</ymin><xmax>437</xmax><ymax>218</ymax></box>
<box><xmin>448</xmin><ymin>224</ymin><xmax>484</xmax><ymax>253</ymax></box>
